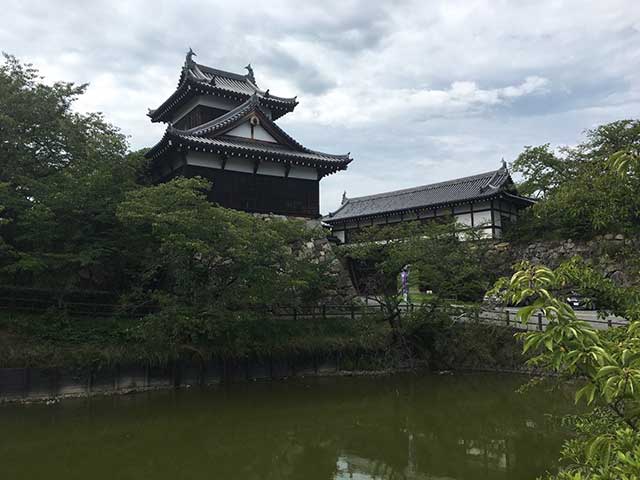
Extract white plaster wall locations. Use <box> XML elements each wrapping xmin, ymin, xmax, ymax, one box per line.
<box><xmin>185</xmin><ymin>151</ymin><xmax>224</xmax><ymax>169</ymax></box>
<box><xmin>183</xmin><ymin>151</ymin><xmax>315</xmax><ymax>179</ymax></box>
<box><xmin>455</xmin><ymin>213</ymin><xmax>472</xmax><ymax>226</ymax></box>
<box><xmin>473</xmin><ymin>210</ymin><xmax>493</xmax><ymax>227</ymax></box>
<box><xmin>226</xmin><ymin>122</ymin><xmax>277</xmax><ymax>142</ymax></box>
<box><xmin>226</xmin><ymin>122</ymin><xmax>252</xmax><ymax>138</ymax></box>
<box><xmin>258</xmin><ymin>161</ymin><xmax>286</xmax><ymax>177</ymax></box>
<box><xmin>334</xmin><ymin>230</ymin><xmax>345</xmax><ymax>243</ymax></box>
<box><xmin>289</xmin><ymin>165</ymin><xmax>318</xmax><ymax>180</ymax></box>
<box><xmin>186</xmin><ymin>151</ymin><xmax>318</xmax><ymax>179</ymax></box>
<box><xmin>225</xmin><ymin>156</ymin><xmax>254</xmax><ymax>174</ymax></box>
<box><xmin>253</xmin><ymin>124</ymin><xmax>277</xmax><ymax>142</ymax></box>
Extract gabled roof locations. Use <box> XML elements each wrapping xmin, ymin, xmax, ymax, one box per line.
<box><xmin>324</xmin><ymin>165</ymin><xmax>535</xmax><ymax>223</ymax></box>
<box><xmin>148</xmin><ymin>51</ymin><xmax>298</xmax><ymax>123</ymax></box>
<box><xmin>146</xmin><ymin>95</ymin><xmax>352</xmax><ymax>176</ymax></box>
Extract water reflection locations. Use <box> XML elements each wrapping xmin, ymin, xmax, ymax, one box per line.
<box><xmin>0</xmin><ymin>373</ymin><xmax>575</xmax><ymax>480</ymax></box>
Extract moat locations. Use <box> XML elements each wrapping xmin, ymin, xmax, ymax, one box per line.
<box><xmin>0</xmin><ymin>372</ymin><xmax>578</xmax><ymax>480</ymax></box>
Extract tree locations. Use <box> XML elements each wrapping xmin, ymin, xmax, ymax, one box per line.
<box><xmin>609</xmin><ymin>142</ymin><xmax>640</xmax><ymax>178</ymax></box>
<box><xmin>115</xmin><ymin>177</ymin><xmax>336</xmax><ymax>351</ymax></box>
<box><xmin>508</xmin><ymin>120</ymin><xmax>640</xmax><ymax>241</ymax></box>
<box><xmin>117</xmin><ymin>176</ymin><xmax>331</xmax><ymax>311</ymax></box>
<box><xmin>490</xmin><ymin>259</ymin><xmax>640</xmax><ymax>479</ymax></box>
<box><xmin>511</xmin><ymin>144</ymin><xmax>576</xmax><ymax>198</ymax></box>
<box><xmin>340</xmin><ymin>220</ymin><xmax>491</xmax><ymax>344</ymax></box>
<box><xmin>0</xmin><ymin>54</ymin><xmax>144</xmax><ymax>290</ymax></box>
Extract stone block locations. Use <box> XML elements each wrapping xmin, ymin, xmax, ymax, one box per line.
<box><xmin>58</xmin><ymin>370</ymin><xmax>89</xmax><ymax>396</ymax></box>
<box><xmin>117</xmin><ymin>365</ymin><xmax>147</xmax><ymax>391</ymax></box>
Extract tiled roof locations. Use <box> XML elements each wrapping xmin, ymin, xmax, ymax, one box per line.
<box><xmin>149</xmin><ymin>52</ymin><xmax>297</xmax><ymax>123</ymax></box>
<box><xmin>324</xmin><ymin>166</ymin><xmax>533</xmax><ymax>223</ymax></box>
<box><xmin>186</xmin><ymin>62</ymin><xmax>296</xmax><ymax>105</ymax></box>
<box><xmin>146</xmin><ymin>95</ymin><xmax>351</xmax><ymax>175</ymax></box>
<box><xmin>169</xmin><ymin>134</ymin><xmax>350</xmax><ymax>165</ymax></box>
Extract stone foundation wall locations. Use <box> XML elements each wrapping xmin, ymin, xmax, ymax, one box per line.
<box><xmin>0</xmin><ymin>353</ymin><xmax>367</xmax><ymax>403</ymax></box>
<box><xmin>490</xmin><ymin>234</ymin><xmax>640</xmax><ymax>286</ymax></box>
<box><xmin>253</xmin><ymin>214</ymin><xmax>359</xmax><ymax>303</ymax></box>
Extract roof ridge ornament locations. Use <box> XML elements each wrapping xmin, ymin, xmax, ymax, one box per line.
<box><xmin>245</xmin><ymin>63</ymin><xmax>257</xmax><ymax>86</ymax></box>
<box><xmin>483</xmin><ymin>162</ymin><xmax>506</xmax><ymax>191</ymax></box>
<box><xmin>342</xmin><ymin>191</ymin><xmax>348</xmax><ymax>205</ymax></box>
<box><xmin>186</xmin><ymin>47</ymin><xmax>197</xmax><ymax>66</ymax></box>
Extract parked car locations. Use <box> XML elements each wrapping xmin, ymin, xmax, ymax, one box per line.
<box><xmin>566</xmin><ymin>292</ymin><xmax>596</xmax><ymax>310</ymax></box>
<box><xmin>483</xmin><ymin>293</ymin><xmax>503</xmax><ymax>306</ymax></box>
<box><xmin>482</xmin><ymin>292</ymin><xmax>534</xmax><ymax>308</ymax></box>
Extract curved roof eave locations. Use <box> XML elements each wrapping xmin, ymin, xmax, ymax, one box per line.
<box><xmin>148</xmin><ymin>77</ymin><xmax>298</xmax><ymax>123</ymax></box>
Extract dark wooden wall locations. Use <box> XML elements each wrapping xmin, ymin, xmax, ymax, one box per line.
<box><xmin>186</xmin><ymin>166</ymin><xmax>320</xmax><ymax>218</ymax></box>
<box><xmin>174</xmin><ymin>105</ymin><xmax>228</xmax><ymax>130</ymax></box>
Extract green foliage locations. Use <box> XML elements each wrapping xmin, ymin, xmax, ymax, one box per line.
<box><xmin>0</xmin><ymin>54</ymin><xmax>147</xmax><ymax>289</ymax></box>
<box><xmin>338</xmin><ymin>220</ymin><xmax>491</xmax><ymax>357</ymax></box>
<box><xmin>508</xmin><ymin>120</ymin><xmax>640</xmax><ymax>241</ymax></box>
<box><xmin>0</xmin><ymin>308</ymin><xmax>390</xmax><ymax>368</ymax></box>
<box><xmin>541</xmin><ymin>409</ymin><xmax>640</xmax><ymax>480</ymax></box>
<box><xmin>512</xmin><ymin>144</ymin><xmax>577</xmax><ymax>198</ymax></box>
<box><xmin>116</xmin><ymin>176</ymin><xmax>334</xmax><ymax>314</ymax></box>
<box><xmin>0</xmin><ymin>54</ymin><xmax>344</xmax><ymax>364</ymax></box>
<box><xmin>610</xmin><ymin>149</ymin><xmax>640</xmax><ymax>178</ymax></box>
<box><xmin>491</xmin><ymin>260</ymin><xmax>640</xmax><ymax>479</ymax></box>
<box><xmin>335</xmin><ymin>221</ymin><xmax>492</xmax><ymax>364</ymax></box>
<box><xmin>405</xmin><ymin>305</ymin><xmax>526</xmax><ymax>371</ymax></box>
<box><xmin>343</xmin><ymin>220</ymin><xmax>491</xmax><ymax>303</ymax></box>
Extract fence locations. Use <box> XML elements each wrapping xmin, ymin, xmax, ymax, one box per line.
<box><xmin>452</xmin><ymin>308</ymin><xmax>628</xmax><ymax>331</ymax></box>
<box><xmin>0</xmin><ymin>286</ymin><xmax>628</xmax><ymax>331</ymax></box>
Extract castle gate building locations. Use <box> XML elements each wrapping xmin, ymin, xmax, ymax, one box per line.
<box><xmin>324</xmin><ymin>163</ymin><xmax>534</xmax><ymax>242</ymax></box>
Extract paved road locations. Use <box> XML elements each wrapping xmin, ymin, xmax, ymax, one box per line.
<box><xmin>361</xmin><ymin>297</ymin><xmax>628</xmax><ymax>330</ymax></box>
<box><xmin>503</xmin><ymin>307</ymin><xmax>624</xmax><ymax>323</ymax></box>
<box><xmin>491</xmin><ymin>307</ymin><xmax>628</xmax><ymax>330</ymax></box>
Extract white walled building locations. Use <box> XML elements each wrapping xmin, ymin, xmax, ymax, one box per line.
<box><xmin>324</xmin><ymin>163</ymin><xmax>534</xmax><ymax>242</ymax></box>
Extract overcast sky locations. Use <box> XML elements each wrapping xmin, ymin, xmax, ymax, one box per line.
<box><xmin>3</xmin><ymin>0</ymin><xmax>640</xmax><ymax>213</ymax></box>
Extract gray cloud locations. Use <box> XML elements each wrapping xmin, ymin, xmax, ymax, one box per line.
<box><xmin>2</xmin><ymin>0</ymin><xmax>640</xmax><ymax>213</ymax></box>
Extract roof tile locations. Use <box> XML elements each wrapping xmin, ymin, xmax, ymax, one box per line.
<box><xmin>324</xmin><ymin>167</ymin><xmax>531</xmax><ymax>222</ymax></box>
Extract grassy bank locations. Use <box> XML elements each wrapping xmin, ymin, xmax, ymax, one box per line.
<box><xmin>0</xmin><ymin>310</ymin><xmax>392</xmax><ymax>369</ymax></box>
<box><xmin>0</xmin><ymin>308</ymin><xmax>529</xmax><ymax>374</ymax></box>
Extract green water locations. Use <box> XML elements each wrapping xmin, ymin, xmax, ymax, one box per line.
<box><xmin>0</xmin><ymin>373</ymin><xmax>575</xmax><ymax>480</ymax></box>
